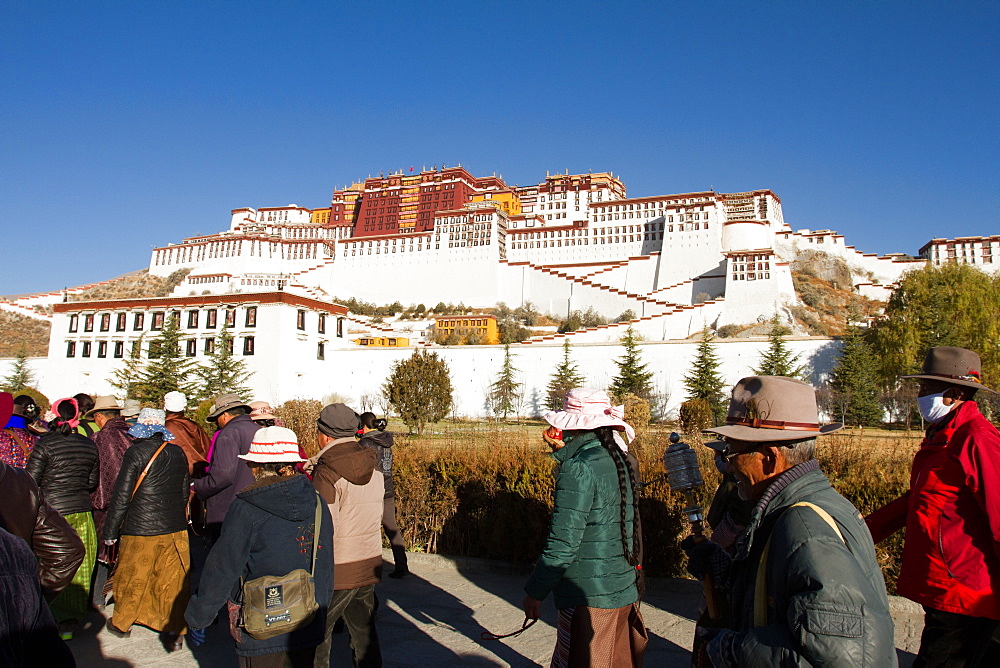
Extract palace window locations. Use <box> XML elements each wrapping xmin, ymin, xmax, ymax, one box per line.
<box><xmin>113</xmin><ymin>341</ymin><xmax>124</xmax><ymax>358</ymax></box>
<box><xmin>204</xmin><ymin>337</ymin><xmax>215</xmax><ymax>354</ymax></box>
<box><xmin>186</xmin><ymin>340</ymin><xmax>197</xmax><ymax>357</ymax></box>
<box><xmin>317</xmin><ymin>342</ymin><xmax>325</xmax><ymax>360</ymax></box>
<box><xmin>318</xmin><ymin>314</ymin><xmax>327</xmax><ymax>334</ymax></box>
<box><xmin>297</xmin><ymin>310</ymin><xmax>306</xmax><ymax>330</ymax></box>
<box><xmin>151</xmin><ymin>312</ymin><xmax>165</xmax><ymax>331</ymax></box>
<box><xmin>116</xmin><ymin>313</ymin><xmax>127</xmax><ymax>332</ymax></box>
<box><xmin>337</xmin><ymin>318</ymin><xmax>344</xmax><ymax>338</ymax></box>
<box><xmin>66</xmin><ymin>341</ymin><xmax>76</xmax><ymax>357</ymax></box>
<box><xmin>84</xmin><ymin>314</ymin><xmax>94</xmax><ymax>332</ymax></box>
<box><xmin>245</xmin><ymin>307</ymin><xmax>257</xmax><ymax>328</ymax></box>
<box><xmin>69</xmin><ymin>315</ymin><xmax>78</xmax><ymax>333</ymax></box>
<box><xmin>243</xmin><ymin>336</ymin><xmax>255</xmax><ymax>356</ymax></box>
<box><xmin>82</xmin><ymin>341</ymin><xmax>92</xmax><ymax>358</ymax></box>
<box><xmin>188</xmin><ymin>310</ymin><xmax>199</xmax><ymax>329</ymax></box>
<box><xmin>134</xmin><ymin>313</ymin><xmax>145</xmax><ymax>330</ymax></box>
<box><xmin>97</xmin><ymin>341</ymin><xmax>107</xmax><ymax>358</ymax></box>
<box><xmin>100</xmin><ymin>313</ymin><xmax>111</xmax><ymax>332</ymax></box>
<box><xmin>206</xmin><ymin>309</ymin><xmax>217</xmax><ymax>329</ymax></box>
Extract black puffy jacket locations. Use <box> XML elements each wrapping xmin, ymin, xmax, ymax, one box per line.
<box><xmin>102</xmin><ymin>435</ymin><xmax>190</xmax><ymax>540</ymax></box>
<box><xmin>26</xmin><ymin>430</ymin><xmax>100</xmax><ymax>516</ymax></box>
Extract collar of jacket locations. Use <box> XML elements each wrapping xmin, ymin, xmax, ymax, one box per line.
<box><xmin>305</xmin><ymin>436</ymin><xmax>356</xmax><ymax>473</ymax></box>
<box><xmin>553</xmin><ymin>430</ymin><xmax>600</xmax><ymax>463</ymax></box>
<box><xmin>734</xmin><ymin>459</ymin><xmax>822</xmax><ymax>560</ymax></box>
<box><xmin>923</xmin><ymin>399</ymin><xmax>981</xmax><ymax>448</ymax></box>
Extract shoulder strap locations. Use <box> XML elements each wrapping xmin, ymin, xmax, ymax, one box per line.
<box><xmin>310</xmin><ymin>494</ymin><xmax>323</xmax><ymax>576</ymax></box>
<box><xmin>131</xmin><ymin>441</ymin><xmax>170</xmax><ymax>499</ymax></box>
<box><xmin>3</xmin><ymin>428</ymin><xmax>32</xmax><ymax>457</ymax></box>
<box><xmin>753</xmin><ymin>501</ymin><xmax>847</xmax><ymax>627</ymax></box>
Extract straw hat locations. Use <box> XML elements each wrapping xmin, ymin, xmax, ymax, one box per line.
<box><xmin>121</xmin><ymin>399</ymin><xmax>142</xmax><ymax>418</ymax></box>
<box><xmin>238</xmin><ymin>426</ymin><xmax>306</xmax><ymax>464</ymax></box>
<box><xmin>900</xmin><ymin>346</ymin><xmax>996</xmax><ymax>394</ymax></box>
<box><xmin>85</xmin><ymin>395</ymin><xmax>123</xmax><ymax>418</ymax></box>
<box><xmin>543</xmin><ymin>388</ymin><xmax>635</xmax><ymax>444</ymax></box>
<box><xmin>207</xmin><ymin>393</ymin><xmax>250</xmax><ymax>422</ymax></box>
<box><xmin>704</xmin><ymin>376</ymin><xmax>843</xmax><ymax>445</ymax></box>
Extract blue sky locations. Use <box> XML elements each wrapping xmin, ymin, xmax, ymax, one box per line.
<box><xmin>2</xmin><ymin>1</ymin><xmax>997</xmax><ymax>296</ymax></box>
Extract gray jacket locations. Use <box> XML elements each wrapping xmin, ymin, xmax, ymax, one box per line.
<box><xmin>712</xmin><ymin>460</ymin><xmax>896</xmax><ymax>667</ymax></box>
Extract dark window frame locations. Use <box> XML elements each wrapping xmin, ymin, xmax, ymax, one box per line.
<box><xmin>116</xmin><ymin>312</ymin><xmax>127</xmax><ymax>332</ymax></box>
<box><xmin>245</xmin><ymin>306</ymin><xmax>257</xmax><ymax>328</ymax></box>
<box><xmin>69</xmin><ymin>315</ymin><xmax>79</xmax><ymax>333</ymax></box>
<box><xmin>243</xmin><ymin>336</ymin><xmax>255</xmax><ymax>355</ymax></box>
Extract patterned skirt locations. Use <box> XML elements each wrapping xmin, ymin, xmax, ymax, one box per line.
<box><xmin>111</xmin><ymin>530</ymin><xmax>190</xmax><ymax>634</ymax></box>
<box><xmin>49</xmin><ymin>511</ymin><xmax>97</xmax><ymax>624</ymax></box>
<box><xmin>551</xmin><ymin>603</ymin><xmax>646</xmax><ymax>668</ymax></box>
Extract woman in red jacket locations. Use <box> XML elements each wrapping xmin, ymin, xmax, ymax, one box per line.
<box><xmin>866</xmin><ymin>347</ymin><xmax>1000</xmax><ymax>667</ymax></box>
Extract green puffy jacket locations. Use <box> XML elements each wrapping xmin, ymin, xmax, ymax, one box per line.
<box><xmin>524</xmin><ymin>431</ymin><xmax>639</xmax><ymax>610</ymax></box>
<box><xmin>718</xmin><ymin>461</ymin><xmax>896</xmax><ymax>666</ymax></box>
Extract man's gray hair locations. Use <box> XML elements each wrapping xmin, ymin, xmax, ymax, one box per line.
<box><xmin>781</xmin><ymin>437</ymin><xmax>816</xmax><ymax>466</ymax></box>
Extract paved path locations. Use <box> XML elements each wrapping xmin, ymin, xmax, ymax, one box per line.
<box><xmin>69</xmin><ymin>551</ymin><xmax>923</xmax><ymax>666</ymax></box>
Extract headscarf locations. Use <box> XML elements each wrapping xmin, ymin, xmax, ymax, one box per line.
<box><xmin>50</xmin><ymin>397</ymin><xmax>80</xmax><ymax>430</ymax></box>
<box><xmin>127</xmin><ymin>407</ymin><xmax>174</xmax><ymax>441</ymax></box>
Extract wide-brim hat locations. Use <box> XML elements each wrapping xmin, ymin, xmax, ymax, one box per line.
<box><xmin>704</xmin><ymin>376</ymin><xmax>843</xmax><ymax>444</ymax></box>
<box><xmin>900</xmin><ymin>346</ymin><xmax>996</xmax><ymax>394</ymax></box>
<box><xmin>121</xmin><ymin>399</ymin><xmax>142</xmax><ymax>418</ymax></box>
<box><xmin>249</xmin><ymin>401</ymin><xmax>278</xmax><ymax>420</ymax></box>
<box><xmin>85</xmin><ymin>395</ymin><xmax>123</xmax><ymax>418</ymax></box>
<box><xmin>238</xmin><ymin>426</ymin><xmax>306</xmax><ymax>464</ymax></box>
<box><xmin>543</xmin><ymin>388</ymin><xmax>636</xmax><ymax>443</ymax></box>
<box><xmin>207</xmin><ymin>393</ymin><xmax>250</xmax><ymax>422</ymax></box>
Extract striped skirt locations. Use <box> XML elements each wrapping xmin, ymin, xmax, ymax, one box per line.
<box><xmin>111</xmin><ymin>530</ymin><xmax>190</xmax><ymax>634</ymax></box>
<box><xmin>551</xmin><ymin>603</ymin><xmax>646</xmax><ymax>668</ymax></box>
<box><xmin>49</xmin><ymin>511</ymin><xmax>97</xmax><ymax>624</ymax></box>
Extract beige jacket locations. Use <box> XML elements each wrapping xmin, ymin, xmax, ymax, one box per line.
<box><xmin>311</xmin><ymin>437</ymin><xmax>384</xmax><ymax>590</ymax></box>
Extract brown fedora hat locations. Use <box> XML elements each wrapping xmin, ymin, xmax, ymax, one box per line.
<box><xmin>207</xmin><ymin>393</ymin><xmax>250</xmax><ymax>422</ymax></box>
<box><xmin>85</xmin><ymin>395</ymin><xmax>123</xmax><ymax>418</ymax></box>
<box><xmin>900</xmin><ymin>346</ymin><xmax>996</xmax><ymax>394</ymax></box>
<box><xmin>704</xmin><ymin>375</ymin><xmax>843</xmax><ymax>443</ymax></box>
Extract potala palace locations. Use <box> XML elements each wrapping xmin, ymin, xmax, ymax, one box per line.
<box><xmin>3</xmin><ymin>165</ymin><xmax>998</xmax><ymax>414</ymax></box>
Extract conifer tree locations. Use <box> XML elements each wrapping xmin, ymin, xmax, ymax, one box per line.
<box><xmin>488</xmin><ymin>344</ymin><xmax>523</xmax><ymax>420</ymax></box>
<box><xmin>546</xmin><ymin>340</ymin><xmax>586</xmax><ymax>410</ymax></box>
<box><xmin>683</xmin><ymin>329</ymin><xmax>727</xmax><ymax>424</ymax></box>
<box><xmin>609</xmin><ymin>326</ymin><xmax>654</xmax><ymax>401</ymax></box>
<box><xmin>383</xmin><ymin>350</ymin><xmax>453</xmax><ymax>434</ymax></box>
<box><xmin>137</xmin><ymin>313</ymin><xmax>198</xmax><ymax>405</ymax></box>
<box><xmin>109</xmin><ymin>336</ymin><xmax>149</xmax><ymax>400</ymax></box>
<box><xmin>1</xmin><ymin>345</ymin><xmax>35</xmax><ymax>392</ymax></box>
<box><xmin>194</xmin><ymin>326</ymin><xmax>253</xmax><ymax>400</ymax></box>
<box><xmin>829</xmin><ymin>327</ymin><xmax>882</xmax><ymax>427</ymax></box>
<box><xmin>753</xmin><ymin>317</ymin><xmax>806</xmax><ymax>378</ymax></box>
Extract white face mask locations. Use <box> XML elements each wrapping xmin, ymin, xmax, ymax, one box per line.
<box><xmin>918</xmin><ymin>391</ymin><xmax>953</xmax><ymax>423</ymax></box>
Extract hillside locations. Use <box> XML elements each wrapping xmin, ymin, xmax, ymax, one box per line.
<box><xmin>68</xmin><ymin>268</ymin><xmax>191</xmax><ymax>302</ymax></box>
<box><xmin>788</xmin><ymin>250</ymin><xmax>882</xmax><ymax>336</ymax></box>
<box><xmin>0</xmin><ymin>312</ymin><xmax>51</xmax><ymax>357</ymax></box>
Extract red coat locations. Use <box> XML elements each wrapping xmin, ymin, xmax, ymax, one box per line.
<box><xmin>866</xmin><ymin>400</ymin><xmax>1000</xmax><ymax>620</ymax></box>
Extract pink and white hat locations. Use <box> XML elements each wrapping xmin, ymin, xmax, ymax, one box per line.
<box><xmin>543</xmin><ymin>388</ymin><xmax>635</xmax><ymax>444</ymax></box>
<box><xmin>238</xmin><ymin>426</ymin><xmax>307</xmax><ymax>464</ymax></box>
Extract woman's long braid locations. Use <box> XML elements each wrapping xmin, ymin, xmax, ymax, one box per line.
<box><xmin>595</xmin><ymin>427</ymin><xmax>639</xmax><ymax>567</ymax></box>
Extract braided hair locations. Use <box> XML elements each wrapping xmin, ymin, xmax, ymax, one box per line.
<box><xmin>594</xmin><ymin>426</ymin><xmax>641</xmax><ymax>569</ymax></box>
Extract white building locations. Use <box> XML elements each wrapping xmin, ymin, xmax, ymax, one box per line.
<box><xmin>45</xmin><ymin>292</ymin><xmax>348</xmax><ymax>403</ymax></box>
<box><xmin>919</xmin><ymin>235</ymin><xmax>1000</xmax><ymax>274</ymax></box>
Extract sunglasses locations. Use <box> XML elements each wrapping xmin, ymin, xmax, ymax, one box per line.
<box><xmin>719</xmin><ymin>443</ymin><xmax>761</xmax><ymax>463</ymax></box>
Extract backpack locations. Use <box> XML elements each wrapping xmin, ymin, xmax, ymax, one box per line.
<box><xmin>239</xmin><ymin>495</ymin><xmax>323</xmax><ymax>640</ymax></box>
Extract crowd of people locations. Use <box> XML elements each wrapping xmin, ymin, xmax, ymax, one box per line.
<box><xmin>1</xmin><ymin>344</ymin><xmax>998</xmax><ymax>667</ymax></box>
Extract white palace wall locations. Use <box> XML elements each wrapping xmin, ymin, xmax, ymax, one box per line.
<box><xmin>2</xmin><ymin>337</ymin><xmax>841</xmax><ymax>420</ymax></box>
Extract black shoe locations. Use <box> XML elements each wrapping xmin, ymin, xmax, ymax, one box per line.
<box><xmin>388</xmin><ymin>567</ymin><xmax>410</xmax><ymax>579</ymax></box>
<box><xmin>106</xmin><ymin>618</ymin><xmax>131</xmax><ymax>638</ymax></box>
<box><xmin>160</xmin><ymin>632</ymin><xmax>183</xmax><ymax>652</ymax></box>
